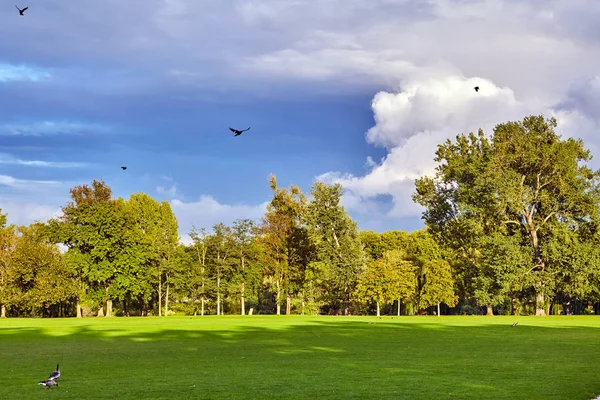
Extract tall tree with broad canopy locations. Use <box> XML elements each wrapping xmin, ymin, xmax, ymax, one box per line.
<box><xmin>259</xmin><ymin>174</ymin><xmax>309</xmax><ymax>315</ymax></box>
<box><xmin>414</xmin><ymin>115</ymin><xmax>600</xmax><ymax>316</ymax></box>
<box><xmin>48</xmin><ymin>180</ymin><xmax>126</xmax><ymax>317</ymax></box>
<box><xmin>126</xmin><ymin>194</ymin><xmax>179</xmax><ymax>316</ymax></box>
<box><xmin>306</xmin><ymin>181</ymin><xmax>365</xmax><ymax>314</ymax></box>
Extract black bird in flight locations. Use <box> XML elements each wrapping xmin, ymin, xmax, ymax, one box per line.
<box><xmin>229</xmin><ymin>127</ymin><xmax>250</xmax><ymax>137</ymax></box>
<box><xmin>121</xmin><ymin>166</ymin><xmax>127</xmax><ymax>170</ymax></box>
<box><xmin>474</xmin><ymin>86</ymin><xmax>480</xmax><ymax>92</ymax></box>
<box><xmin>15</xmin><ymin>5</ymin><xmax>28</xmax><ymax>15</ymax></box>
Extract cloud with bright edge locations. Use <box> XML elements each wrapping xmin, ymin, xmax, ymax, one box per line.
<box><xmin>317</xmin><ymin>74</ymin><xmax>600</xmax><ymax>222</ymax></box>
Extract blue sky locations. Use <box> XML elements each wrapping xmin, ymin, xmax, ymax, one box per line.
<box><xmin>1</xmin><ymin>0</ymin><xmax>600</xmax><ymax>243</ymax></box>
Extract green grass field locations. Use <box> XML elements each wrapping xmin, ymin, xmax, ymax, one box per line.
<box><xmin>1</xmin><ymin>316</ymin><xmax>600</xmax><ymax>399</ymax></box>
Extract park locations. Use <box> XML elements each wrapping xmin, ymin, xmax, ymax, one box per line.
<box><xmin>2</xmin><ymin>316</ymin><xmax>600</xmax><ymax>399</ymax></box>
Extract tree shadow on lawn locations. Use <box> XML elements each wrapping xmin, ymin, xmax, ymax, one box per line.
<box><xmin>1</xmin><ymin>317</ymin><xmax>600</xmax><ymax>400</ymax></box>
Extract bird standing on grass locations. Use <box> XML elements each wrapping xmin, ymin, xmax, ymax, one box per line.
<box><xmin>15</xmin><ymin>5</ymin><xmax>28</xmax><ymax>15</ymax></box>
<box><xmin>229</xmin><ymin>127</ymin><xmax>251</xmax><ymax>137</ymax></box>
<box><xmin>512</xmin><ymin>322</ymin><xmax>519</xmax><ymax>327</ymax></box>
<box><xmin>48</xmin><ymin>364</ymin><xmax>60</xmax><ymax>380</ymax></box>
<box><xmin>39</xmin><ymin>379</ymin><xmax>58</xmax><ymax>389</ymax></box>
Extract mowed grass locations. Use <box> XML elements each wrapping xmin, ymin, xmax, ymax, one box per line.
<box><xmin>1</xmin><ymin>316</ymin><xmax>600</xmax><ymax>399</ymax></box>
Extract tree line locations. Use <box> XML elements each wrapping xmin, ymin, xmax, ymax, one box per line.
<box><xmin>1</xmin><ymin>114</ymin><xmax>599</xmax><ymax>318</ymax></box>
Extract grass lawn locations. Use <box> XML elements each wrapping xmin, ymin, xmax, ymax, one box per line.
<box><xmin>1</xmin><ymin>315</ymin><xmax>600</xmax><ymax>399</ymax></box>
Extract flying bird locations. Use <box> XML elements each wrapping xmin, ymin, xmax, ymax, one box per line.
<box><xmin>121</xmin><ymin>166</ymin><xmax>127</xmax><ymax>170</ymax></box>
<box><xmin>48</xmin><ymin>364</ymin><xmax>60</xmax><ymax>380</ymax></box>
<box><xmin>474</xmin><ymin>86</ymin><xmax>480</xmax><ymax>92</ymax></box>
<box><xmin>39</xmin><ymin>379</ymin><xmax>59</xmax><ymax>389</ymax></box>
<box><xmin>229</xmin><ymin>127</ymin><xmax>251</xmax><ymax>137</ymax></box>
<box><xmin>15</xmin><ymin>5</ymin><xmax>28</xmax><ymax>15</ymax></box>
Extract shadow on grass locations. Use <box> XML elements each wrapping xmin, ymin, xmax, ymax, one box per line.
<box><xmin>1</xmin><ymin>317</ymin><xmax>600</xmax><ymax>400</ymax></box>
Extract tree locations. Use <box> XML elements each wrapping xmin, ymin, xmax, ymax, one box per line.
<box><xmin>259</xmin><ymin>174</ymin><xmax>309</xmax><ymax>315</ymax></box>
<box><xmin>473</xmin><ymin>231</ymin><xmax>532</xmax><ymax>315</ymax></box>
<box><xmin>188</xmin><ymin>226</ymin><xmax>211</xmax><ymax>315</ymax></box>
<box><xmin>414</xmin><ymin>115</ymin><xmax>600</xmax><ymax>316</ymax></box>
<box><xmin>48</xmin><ymin>180</ymin><xmax>128</xmax><ymax>317</ymax></box>
<box><xmin>306</xmin><ymin>181</ymin><xmax>365</xmax><ymax>314</ymax></box>
<box><xmin>125</xmin><ymin>193</ymin><xmax>179</xmax><ymax>316</ymax></box>
<box><xmin>385</xmin><ymin>250</ymin><xmax>419</xmax><ymax>316</ymax></box>
<box><xmin>355</xmin><ymin>250</ymin><xmax>417</xmax><ymax>316</ymax></box>
<box><xmin>419</xmin><ymin>259</ymin><xmax>458</xmax><ymax>316</ymax></box>
<box><xmin>230</xmin><ymin>219</ymin><xmax>259</xmax><ymax>315</ymax></box>
<box><xmin>208</xmin><ymin>223</ymin><xmax>232</xmax><ymax>315</ymax></box>
<box><xmin>487</xmin><ymin>116</ymin><xmax>599</xmax><ymax>314</ymax></box>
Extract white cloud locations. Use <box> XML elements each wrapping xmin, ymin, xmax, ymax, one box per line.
<box><xmin>0</xmin><ymin>121</ymin><xmax>112</xmax><ymax>136</ymax></box>
<box><xmin>170</xmin><ymin>195</ymin><xmax>268</xmax><ymax>238</ymax></box>
<box><xmin>156</xmin><ymin>184</ymin><xmax>178</xmax><ymax>198</ymax></box>
<box><xmin>0</xmin><ymin>202</ymin><xmax>61</xmax><ymax>226</ymax></box>
<box><xmin>0</xmin><ymin>175</ymin><xmax>74</xmax><ymax>226</ymax></box>
<box><xmin>0</xmin><ymin>63</ymin><xmax>52</xmax><ymax>82</ymax></box>
<box><xmin>318</xmin><ymin>72</ymin><xmax>600</xmax><ymax>224</ymax></box>
<box><xmin>0</xmin><ymin>174</ymin><xmax>62</xmax><ymax>189</ymax></box>
<box><xmin>0</xmin><ymin>153</ymin><xmax>88</xmax><ymax>168</ymax></box>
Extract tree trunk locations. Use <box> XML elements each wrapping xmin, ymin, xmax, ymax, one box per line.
<box><xmin>97</xmin><ymin>306</ymin><xmax>104</xmax><ymax>317</ymax></box>
<box><xmin>535</xmin><ymin>292</ymin><xmax>546</xmax><ymax>316</ymax></box>
<box><xmin>201</xmin><ymin>298</ymin><xmax>205</xmax><ymax>316</ymax></box>
<box><xmin>276</xmin><ymin>278</ymin><xmax>281</xmax><ymax>315</ymax></box>
<box><xmin>398</xmin><ymin>299</ymin><xmax>401</xmax><ymax>316</ymax></box>
<box><xmin>241</xmin><ymin>281</ymin><xmax>246</xmax><ymax>316</ymax></box>
<box><xmin>106</xmin><ymin>299</ymin><xmax>113</xmax><ymax>317</ymax></box>
<box><xmin>486</xmin><ymin>304</ymin><xmax>493</xmax><ymax>316</ymax></box>
<box><xmin>105</xmin><ymin>287</ymin><xmax>112</xmax><ymax>317</ymax></box>
<box><xmin>376</xmin><ymin>301</ymin><xmax>380</xmax><ymax>317</ymax></box>
<box><xmin>437</xmin><ymin>303</ymin><xmax>441</xmax><ymax>317</ymax></box>
<box><xmin>217</xmin><ymin>275</ymin><xmax>221</xmax><ymax>316</ymax></box>
<box><xmin>164</xmin><ymin>280</ymin><xmax>170</xmax><ymax>316</ymax></box>
<box><xmin>301</xmin><ymin>298</ymin><xmax>305</xmax><ymax>315</ymax></box>
<box><xmin>511</xmin><ymin>293</ymin><xmax>518</xmax><ymax>316</ymax></box>
<box><xmin>527</xmin><ymin>226</ymin><xmax>547</xmax><ymax>316</ymax></box>
<box><xmin>286</xmin><ymin>294</ymin><xmax>291</xmax><ymax>315</ymax></box>
<box><xmin>1</xmin><ymin>304</ymin><xmax>6</xmax><ymax>318</ymax></box>
<box><xmin>158</xmin><ymin>272</ymin><xmax>162</xmax><ymax>317</ymax></box>
<box><xmin>76</xmin><ymin>297</ymin><xmax>82</xmax><ymax>318</ymax></box>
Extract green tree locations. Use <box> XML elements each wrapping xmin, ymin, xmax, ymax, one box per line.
<box><xmin>188</xmin><ymin>226</ymin><xmax>212</xmax><ymax>315</ymax></box>
<box><xmin>306</xmin><ymin>181</ymin><xmax>365</xmax><ymax>314</ymax></box>
<box><xmin>414</xmin><ymin>115</ymin><xmax>600</xmax><ymax>315</ymax></box>
<box><xmin>48</xmin><ymin>180</ymin><xmax>127</xmax><ymax>317</ymax></box>
<box><xmin>474</xmin><ymin>231</ymin><xmax>532</xmax><ymax>315</ymax></box>
<box><xmin>419</xmin><ymin>259</ymin><xmax>458</xmax><ymax>316</ymax></box>
<box><xmin>259</xmin><ymin>174</ymin><xmax>309</xmax><ymax>315</ymax></box>
<box><xmin>385</xmin><ymin>250</ymin><xmax>419</xmax><ymax>316</ymax></box>
<box><xmin>208</xmin><ymin>223</ymin><xmax>233</xmax><ymax>315</ymax></box>
<box><xmin>230</xmin><ymin>219</ymin><xmax>260</xmax><ymax>315</ymax></box>
<box><xmin>355</xmin><ymin>249</ymin><xmax>417</xmax><ymax>316</ymax></box>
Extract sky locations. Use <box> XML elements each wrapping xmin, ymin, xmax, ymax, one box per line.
<box><xmin>1</xmin><ymin>0</ymin><xmax>600</xmax><ymax>245</ymax></box>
